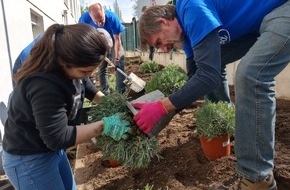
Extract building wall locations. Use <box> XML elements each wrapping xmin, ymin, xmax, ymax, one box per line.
<box><xmin>126</xmin><ymin>51</ymin><xmax>290</xmax><ymax>100</ymax></box>
<box><xmin>135</xmin><ymin>0</ymin><xmax>170</xmax><ymax>20</ymax></box>
<box><xmin>0</xmin><ymin>0</ymin><xmax>80</xmax><ymax>134</ymax></box>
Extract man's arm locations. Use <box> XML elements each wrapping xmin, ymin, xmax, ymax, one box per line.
<box><xmin>133</xmin><ymin>29</ymin><xmax>222</xmax><ymax>135</ymax></box>
<box><xmin>82</xmin><ymin>77</ymin><xmax>104</xmax><ymax>103</ymax></box>
<box><xmin>113</xmin><ymin>34</ymin><xmax>123</xmax><ymax>61</ymax></box>
<box><xmin>168</xmin><ymin>28</ymin><xmax>221</xmax><ymax>109</ymax></box>
<box><xmin>92</xmin><ymin>91</ymin><xmax>105</xmax><ymax>103</ymax></box>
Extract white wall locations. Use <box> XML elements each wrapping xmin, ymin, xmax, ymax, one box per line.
<box><xmin>135</xmin><ymin>0</ymin><xmax>171</xmax><ymax>20</ymax></box>
<box><xmin>126</xmin><ymin>51</ymin><xmax>290</xmax><ymax>100</ymax></box>
<box><xmin>226</xmin><ymin>61</ymin><xmax>290</xmax><ymax>100</ymax></box>
<box><xmin>0</xmin><ymin>0</ymin><xmax>80</xmax><ymax>136</ymax></box>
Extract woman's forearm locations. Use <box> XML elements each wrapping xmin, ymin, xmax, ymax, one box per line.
<box><xmin>75</xmin><ymin>120</ymin><xmax>104</xmax><ymax>144</ymax></box>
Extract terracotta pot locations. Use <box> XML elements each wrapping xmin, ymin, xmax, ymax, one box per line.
<box><xmin>101</xmin><ymin>158</ymin><xmax>121</xmax><ymax>168</ymax></box>
<box><xmin>108</xmin><ymin>158</ymin><xmax>121</xmax><ymax>168</ymax></box>
<box><xmin>200</xmin><ymin>134</ymin><xmax>231</xmax><ymax>160</ymax></box>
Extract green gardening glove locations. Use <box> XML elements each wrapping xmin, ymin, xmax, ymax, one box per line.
<box><xmin>102</xmin><ymin>113</ymin><xmax>132</xmax><ymax>141</ymax></box>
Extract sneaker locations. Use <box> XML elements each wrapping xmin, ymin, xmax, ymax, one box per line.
<box><xmin>208</xmin><ymin>172</ymin><xmax>277</xmax><ymax>190</ymax></box>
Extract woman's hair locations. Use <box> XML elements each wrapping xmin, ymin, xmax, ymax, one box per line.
<box><xmin>138</xmin><ymin>5</ymin><xmax>175</xmax><ymax>50</ymax></box>
<box><xmin>14</xmin><ymin>23</ymin><xmax>109</xmax><ymax>83</ymax></box>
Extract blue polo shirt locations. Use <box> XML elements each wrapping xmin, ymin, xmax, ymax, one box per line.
<box><xmin>176</xmin><ymin>0</ymin><xmax>286</xmax><ymax>57</ymax></box>
<box><xmin>13</xmin><ymin>34</ymin><xmax>43</xmax><ymax>75</ymax></box>
<box><xmin>78</xmin><ymin>9</ymin><xmax>125</xmax><ymax>43</ymax></box>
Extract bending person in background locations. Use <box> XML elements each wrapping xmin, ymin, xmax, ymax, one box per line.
<box><xmin>135</xmin><ymin>1</ymin><xmax>290</xmax><ymax>189</ymax></box>
<box><xmin>79</xmin><ymin>2</ymin><xmax>126</xmax><ymax>95</ymax></box>
<box><xmin>12</xmin><ymin>34</ymin><xmax>43</xmax><ymax>86</ymax></box>
<box><xmin>2</xmin><ymin>23</ymin><xmax>131</xmax><ymax>190</ymax></box>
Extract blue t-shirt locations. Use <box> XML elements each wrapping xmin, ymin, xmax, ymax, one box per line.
<box><xmin>13</xmin><ymin>34</ymin><xmax>43</xmax><ymax>75</ymax></box>
<box><xmin>176</xmin><ymin>0</ymin><xmax>286</xmax><ymax>57</ymax></box>
<box><xmin>78</xmin><ymin>9</ymin><xmax>125</xmax><ymax>43</ymax></box>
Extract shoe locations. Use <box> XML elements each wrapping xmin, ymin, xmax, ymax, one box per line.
<box><xmin>208</xmin><ymin>172</ymin><xmax>277</xmax><ymax>190</ymax></box>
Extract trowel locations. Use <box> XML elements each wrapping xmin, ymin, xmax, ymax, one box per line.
<box><xmin>105</xmin><ymin>57</ymin><xmax>146</xmax><ymax>93</ymax></box>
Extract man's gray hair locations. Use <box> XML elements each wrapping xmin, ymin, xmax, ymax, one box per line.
<box><xmin>138</xmin><ymin>5</ymin><xmax>175</xmax><ymax>50</ymax></box>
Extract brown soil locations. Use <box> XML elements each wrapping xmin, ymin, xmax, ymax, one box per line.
<box><xmin>74</xmin><ymin>61</ymin><xmax>290</xmax><ymax>190</ymax></box>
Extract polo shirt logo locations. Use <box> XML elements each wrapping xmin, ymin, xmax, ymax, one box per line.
<box><xmin>218</xmin><ymin>29</ymin><xmax>231</xmax><ymax>45</ymax></box>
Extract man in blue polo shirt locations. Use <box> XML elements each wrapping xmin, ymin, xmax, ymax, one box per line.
<box><xmin>12</xmin><ymin>34</ymin><xmax>43</xmax><ymax>77</ymax></box>
<box><xmin>79</xmin><ymin>2</ymin><xmax>126</xmax><ymax>95</ymax></box>
<box><xmin>134</xmin><ymin>0</ymin><xmax>290</xmax><ymax>189</ymax></box>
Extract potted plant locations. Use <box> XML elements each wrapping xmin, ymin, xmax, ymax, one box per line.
<box><xmin>194</xmin><ymin>100</ymin><xmax>235</xmax><ymax>160</ymax></box>
<box><xmin>88</xmin><ymin>92</ymin><xmax>162</xmax><ymax>168</ymax></box>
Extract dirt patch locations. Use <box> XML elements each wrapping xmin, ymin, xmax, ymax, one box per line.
<box><xmin>74</xmin><ymin>61</ymin><xmax>290</xmax><ymax>190</ymax></box>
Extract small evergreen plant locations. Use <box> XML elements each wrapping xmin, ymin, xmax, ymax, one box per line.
<box><xmin>88</xmin><ymin>92</ymin><xmax>162</xmax><ymax>168</ymax></box>
<box><xmin>108</xmin><ymin>74</ymin><xmax>116</xmax><ymax>93</ymax></box>
<box><xmin>194</xmin><ymin>101</ymin><xmax>235</xmax><ymax>140</ymax></box>
<box><xmin>145</xmin><ymin>64</ymin><xmax>187</xmax><ymax>96</ymax></box>
<box><xmin>139</xmin><ymin>60</ymin><xmax>161</xmax><ymax>73</ymax></box>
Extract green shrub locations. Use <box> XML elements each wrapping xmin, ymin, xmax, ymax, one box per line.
<box><xmin>145</xmin><ymin>64</ymin><xmax>187</xmax><ymax>96</ymax></box>
<box><xmin>88</xmin><ymin>92</ymin><xmax>162</xmax><ymax>168</ymax></box>
<box><xmin>139</xmin><ymin>60</ymin><xmax>161</xmax><ymax>73</ymax></box>
<box><xmin>108</xmin><ymin>74</ymin><xmax>116</xmax><ymax>93</ymax></box>
<box><xmin>83</xmin><ymin>98</ymin><xmax>95</xmax><ymax>108</ymax></box>
<box><xmin>194</xmin><ymin>101</ymin><xmax>235</xmax><ymax>140</ymax></box>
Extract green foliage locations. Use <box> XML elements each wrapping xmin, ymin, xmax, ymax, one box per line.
<box><xmin>88</xmin><ymin>92</ymin><xmax>162</xmax><ymax>168</ymax></box>
<box><xmin>139</xmin><ymin>60</ymin><xmax>161</xmax><ymax>73</ymax></box>
<box><xmin>145</xmin><ymin>64</ymin><xmax>187</xmax><ymax>96</ymax></box>
<box><xmin>89</xmin><ymin>93</ymin><xmax>128</xmax><ymax>119</ymax></box>
<box><xmin>80</xmin><ymin>4</ymin><xmax>88</xmax><ymax>14</ymax></box>
<box><xmin>108</xmin><ymin>74</ymin><xmax>116</xmax><ymax>93</ymax></box>
<box><xmin>83</xmin><ymin>98</ymin><xmax>94</xmax><ymax>108</ymax></box>
<box><xmin>141</xmin><ymin>184</ymin><xmax>169</xmax><ymax>190</ymax></box>
<box><xmin>94</xmin><ymin>134</ymin><xmax>161</xmax><ymax>168</ymax></box>
<box><xmin>144</xmin><ymin>184</ymin><xmax>154</xmax><ymax>190</ymax></box>
<box><xmin>130</xmin><ymin>183</ymin><xmax>169</xmax><ymax>190</ymax></box>
<box><xmin>194</xmin><ymin>101</ymin><xmax>235</xmax><ymax>140</ymax></box>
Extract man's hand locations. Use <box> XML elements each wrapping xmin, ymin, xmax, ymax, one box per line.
<box><xmin>102</xmin><ymin>113</ymin><xmax>132</xmax><ymax>141</ymax></box>
<box><xmin>114</xmin><ymin>59</ymin><xmax>120</xmax><ymax>69</ymax></box>
<box><xmin>132</xmin><ymin>101</ymin><xmax>168</xmax><ymax>134</ymax></box>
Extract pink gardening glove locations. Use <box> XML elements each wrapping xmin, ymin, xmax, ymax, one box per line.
<box><xmin>132</xmin><ymin>101</ymin><xmax>168</xmax><ymax>134</ymax></box>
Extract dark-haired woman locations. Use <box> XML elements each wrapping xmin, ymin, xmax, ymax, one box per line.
<box><xmin>2</xmin><ymin>23</ymin><xmax>131</xmax><ymax>190</ymax></box>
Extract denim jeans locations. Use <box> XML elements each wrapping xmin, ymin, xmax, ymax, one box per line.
<box><xmin>234</xmin><ymin>1</ymin><xmax>290</xmax><ymax>182</ymax></box>
<box><xmin>2</xmin><ymin>149</ymin><xmax>76</xmax><ymax>190</ymax></box>
<box><xmin>98</xmin><ymin>49</ymin><xmax>126</xmax><ymax>95</ymax></box>
<box><xmin>204</xmin><ymin>32</ymin><xmax>260</xmax><ymax>104</ymax></box>
<box><xmin>98</xmin><ymin>60</ymin><xmax>110</xmax><ymax>95</ymax></box>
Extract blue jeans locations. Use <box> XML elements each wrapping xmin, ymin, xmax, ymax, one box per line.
<box><xmin>98</xmin><ymin>60</ymin><xmax>109</xmax><ymax>95</ymax></box>
<box><xmin>204</xmin><ymin>32</ymin><xmax>260</xmax><ymax>104</ymax></box>
<box><xmin>2</xmin><ymin>149</ymin><xmax>76</xmax><ymax>190</ymax></box>
<box><xmin>235</xmin><ymin>1</ymin><xmax>290</xmax><ymax>182</ymax></box>
<box><xmin>98</xmin><ymin>50</ymin><xmax>126</xmax><ymax>95</ymax></box>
